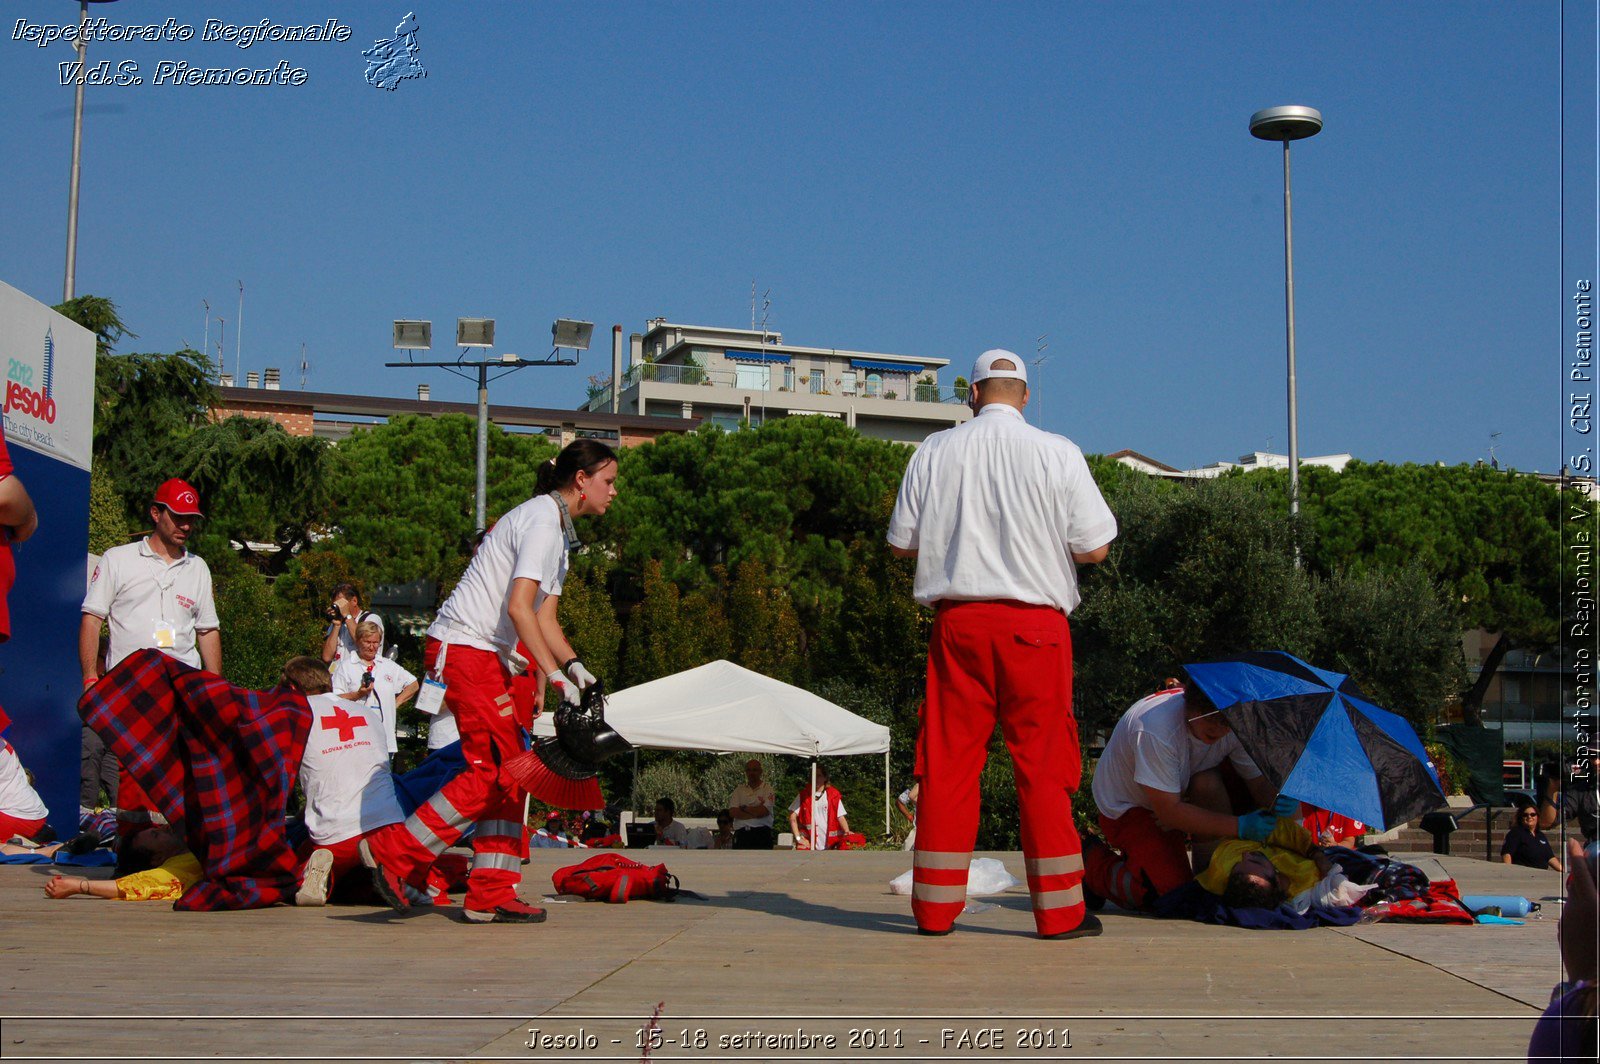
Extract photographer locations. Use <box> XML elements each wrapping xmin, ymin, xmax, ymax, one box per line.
<box><xmin>320</xmin><ymin>583</ymin><xmax>382</xmax><ymax>665</ymax></box>
<box><xmin>330</xmin><ymin>620</ymin><xmax>418</xmax><ymax>757</ymax></box>
<box><xmin>1538</xmin><ymin>760</ymin><xmax>1599</xmax><ymax>846</ymax></box>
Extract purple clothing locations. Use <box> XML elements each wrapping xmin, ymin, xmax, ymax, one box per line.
<box><xmin>1527</xmin><ymin>985</ymin><xmax>1596</xmax><ymax>1063</ymax></box>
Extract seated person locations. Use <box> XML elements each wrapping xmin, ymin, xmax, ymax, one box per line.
<box><xmin>652</xmin><ymin>797</ymin><xmax>688</xmax><ymax>847</ymax></box>
<box><xmin>281</xmin><ymin>656</ymin><xmax>409</xmax><ymax>907</ymax></box>
<box><xmin>44</xmin><ymin>826</ymin><xmax>200</xmax><ymax>902</ymax></box>
<box><xmin>727</xmin><ymin>759</ymin><xmax>776</xmax><ymax>850</ymax></box>
<box><xmin>1083</xmin><ymin>680</ymin><xmax>1286</xmax><ymax>911</ymax></box>
<box><xmin>1501</xmin><ymin>798</ymin><xmax>1564</xmax><ymax>872</ymax></box>
<box><xmin>711</xmin><ymin>812</ymin><xmax>735</xmax><ymax>850</ymax></box>
<box><xmin>1194</xmin><ymin>816</ymin><xmax>1332</xmax><ymax>909</ymax></box>
<box><xmin>0</xmin><ymin>737</ymin><xmax>49</xmax><ymax>844</ymax></box>
<box><xmin>790</xmin><ymin>763</ymin><xmax>850</xmax><ymax>851</ymax></box>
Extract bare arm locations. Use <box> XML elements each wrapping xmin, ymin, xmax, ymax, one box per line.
<box><xmin>889</xmin><ymin>545</ymin><xmax>917</xmax><ymax>558</ymax></box>
<box><xmin>196</xmin><ymin>629</ymin><xmax>222</xmax><ymax>675</ymax></box>
<box><xmin>1070</xmin><ymin>543</ymin><xmax>1110</xmax><ymax>565</ymax></box>
<box><xmin>506</xmin><ymin>578</ymin><xmax>564</xmax><ymax>679</ymax></box>
<box><xmin>394</xmin><ymin>680</ymin><xmax>420</xmax><ymax>708</ymax></box>
<box><xmin>45</xmin><ymin>874</ymin><xmax>118</xmax><ymax>900</ymax></box>
<box><xmin>1141</xmin><ymin>784</ymin><xmax>1242</xmax><ymax>840</ymax></box>
<box><xmin>790</xmin><ymin>808</ymin><xmax>808</xmax><ymax>849</ymax></box>
<box><xmin>320</xmin><ymin>623</ymin><xmax>341</xmax><ymax>663</ymax></box>
<box><xmin>0</xmin><ymin>475</ymin><xmax>37</xmax><ymax>543</ymax></box>
<box><xmin>1501</xmin><ymin>852</ymin><xmax>1514</xmax><ymax>865</ymax></box>
<box><xmin>79</xmin><ymin>613</ymin><xmax>104</xmax><ymax>683</ymax></box>
<box><xmin>536</xmin><ymin>593</ymin><xmax>578</xmax><ymax>668</ymax></box>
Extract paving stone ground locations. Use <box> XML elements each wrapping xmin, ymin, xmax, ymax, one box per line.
<box><xmin>0</xmin><ymin>849</ymin><xmax>1572</xmax><ymax>1063</ymax></box>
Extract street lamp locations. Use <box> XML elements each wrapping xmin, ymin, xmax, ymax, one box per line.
<box><xmin>62</xmin><ymin>0</ymin><xmax>120</xmax><ymax>301</ymax></box>
<box><xmin>1250</xmin><ymin>104</ymin><xmax>1322</xmax><ymax>564</ymax></box>
<box><xmin>387</xmin><ymin>316</ymin><xmax>590</xmax><ymax>531</ymax></box>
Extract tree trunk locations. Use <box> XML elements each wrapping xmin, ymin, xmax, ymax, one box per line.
<box><xmin>1460</xmin><ymin>631</ymin><xmax>1512</xmax><ymax>727</ymax></box>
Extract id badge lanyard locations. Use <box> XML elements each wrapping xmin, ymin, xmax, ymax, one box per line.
<box><xmin>416</xmin><ymin>641</ymin><xmax>448</xmax><ymax>715</ymax></box>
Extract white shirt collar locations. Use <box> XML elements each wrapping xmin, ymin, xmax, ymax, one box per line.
<box><xmin>137</xmin><ymin>536</ymin><xmax>188</xmax><ymax>563</ymax></box>
<box><xmin>976</xmin><ymin>403</ymin><xmax>1026</xmax><ymax>421</ymax></box>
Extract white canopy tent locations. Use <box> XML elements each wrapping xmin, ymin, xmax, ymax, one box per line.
<box><xmin>530</xmin><ymin>659</ymin><xmax>895</xmax><ymax>834</ymax></box>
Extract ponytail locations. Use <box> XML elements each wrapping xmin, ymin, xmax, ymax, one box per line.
<box><xmin>537</xmin><ymin>439</ymin><xmax>617</xmax><ymax>495</ymax></box>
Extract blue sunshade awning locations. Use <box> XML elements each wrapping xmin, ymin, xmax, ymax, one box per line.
<box><xmin>726</xmin><ymin>349</ymin><xmax>790</xmax><ymax>364</ymax></box>
<box><xmin>850</xmin><ymin>359</ymin><xmax>922</xmax><ymax>374</ymax></box>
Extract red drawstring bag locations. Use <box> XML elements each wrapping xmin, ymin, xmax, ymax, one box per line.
<box><xmin>551</xmin><ymin>854</ymin><xmax>680</xmax><ymax>903</ymax></box>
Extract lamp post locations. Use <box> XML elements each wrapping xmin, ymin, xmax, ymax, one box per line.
<box><xmin>1250</xmin><ymin>105</ymin><xmax>1322</xmax><ymax>565</ymax></box>
<box><xmin>388</xmin><ymin>317</ymin><xmax>593</xmax><ymax>531</ymax></box>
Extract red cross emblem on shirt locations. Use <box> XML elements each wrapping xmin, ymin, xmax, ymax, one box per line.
<box><xmin>319</xmin><ymin>705</ymin><xmax>367</xmax><ymax>743</ymax></box>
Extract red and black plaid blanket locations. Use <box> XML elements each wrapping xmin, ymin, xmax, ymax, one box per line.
<box><xmin>79</xmin><ymin>648</ymin><xmax>311</xmax><ymax>911</ymax></box>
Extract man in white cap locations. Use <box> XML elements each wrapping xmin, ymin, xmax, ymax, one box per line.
<box><xmin>80</xmin><ymin>477</ymin><xmax>221</xmax><ymax>846</ymax></box>
<box><xmin>887</xmin><ymin>350</ymin><xmax>1116</xmax><ymax>939</ymax></box>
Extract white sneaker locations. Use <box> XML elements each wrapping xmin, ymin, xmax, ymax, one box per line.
<box><xmin>296</xmin><ymin>847</ymin><xmax>334</xmax><ymax>907</ymax></box>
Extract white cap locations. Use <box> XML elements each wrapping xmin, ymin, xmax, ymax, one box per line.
<box><xmin>973</xmin><ymin>349</ymin><xmax>1027</xmax><ymax>384</ymax></box>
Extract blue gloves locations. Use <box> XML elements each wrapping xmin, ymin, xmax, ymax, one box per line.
<box><xmin>1270</xmin><ymin>793</ymin><xmax>1301</xmax><ymax>819</ymax></box>
<box><xmin>1238</xmin><ymin>810</ymin><xmax>1277</xmax><ymax>842</ymax></box>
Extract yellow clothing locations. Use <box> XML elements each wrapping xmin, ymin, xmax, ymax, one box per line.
<box><xmin>1195</xmin><ymin>819</ymin><xmax>1321</xmax><ymax>898</ymax></box>
<box><xmin>115</xmin><ymin>852</ymin><xmax>203</xmax><ymax>901</ymax></box>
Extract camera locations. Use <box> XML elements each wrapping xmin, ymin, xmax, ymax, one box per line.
<box><xmin>324</xmin><ymin>604</ymin><xmax>341</xmax><ymax>621</ymax></box>
<box><xmin>361</xmin><ymin>670</ymin><xmax>375</xmax><ymax>688</ymax></box>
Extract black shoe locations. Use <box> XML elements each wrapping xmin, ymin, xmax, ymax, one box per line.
<box><xmin>462</xmin><ymin>898</ymin><xmax>548</xmax><ymax>923</ymax></box>
<box><xmin>1041</xmin><ymin>913</ymin><xmax>1103</xmax><ymax>940</ymax></box>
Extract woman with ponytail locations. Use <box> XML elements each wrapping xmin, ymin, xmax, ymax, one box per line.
<box><xmin>359</xmin><ymin>438</ymin><xmax>618</xmax><ymax>924</ymax></box>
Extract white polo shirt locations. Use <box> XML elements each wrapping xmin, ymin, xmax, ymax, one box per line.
<box><xmin>886</xmin><ymin>404</ymin><xmax>1117</xmax><ymax>614</ymax></box>
<box><xmin>1091</xmin><ymin>690</ymin><xmax>1263</xmax><ymax>820</ymax></box>
<box><xmin>329</xmin><ymin>654</ymin><xmax>417</xmax><ymax>756</ymax></box>
<box><xmin>297</xmin><ymin>692</ymin><xmax>405</xmax><ymax>846</ymax></box>
<box><xmin>428</xmin><ymin>494</ymin><xmax>567</xmax><ymax>653</ymax></box>
<box><xmin>82</xmin><ymin>539</ymin><xmax>220</xmax><ymax>670</ymax></box>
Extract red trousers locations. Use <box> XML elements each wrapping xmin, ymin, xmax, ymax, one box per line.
<box><xmin>364</xmin><ymin>639</ymin><xmax>527</xmax><ymax>910</ymax></box>
<box><xmin>0</xmin><ymin>811</ymin><xmax>46</xmax><ymax>840</ymax></box>
<box><xmin>1083</xmin><ymin>807</ymin><xmax>1192</xmax><ymax>911</ymax></box>
<box><xmin>912</xmin><ymin>601</ymin><xmax>1086</xmax><ymax>936</ymax></box>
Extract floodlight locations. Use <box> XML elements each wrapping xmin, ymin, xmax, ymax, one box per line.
<box><xmin>393</xmin><ymin>320</ymin><xmax>432</xmax><ymax>350</ymax></box>
<box><xmin>552</xmin><ymin>319</ymin><xmax>594</xmax><ymax>351</ymax></box>
<box><xmin>457</xmin><ymin>317</ymin><xmax>496</xmax><ymax>347</ymax></box>
<box><xmin>502</xmin><ymin>352</ymin><xmax>519</xmax><ymax>363</ymax></box>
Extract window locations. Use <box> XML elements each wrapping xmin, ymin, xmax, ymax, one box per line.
<box><xmin>735</xmin><ymin>364</ymin><xmax>771</xmax><ymax>390</ymax></box>
<box><xmin>865</xmin><ymin>373</ymin><xmax>883</xmax><ymax>397</ymax></box>
<box><xmin>840</xmin><ymin>370</ymin><xmax>857</xmax><ymax>395</ymax></box>
<box><xmin>783</xmin><ymin>366</ymin><xmax>795</xmax><ymax>390</ymax></box>
<box><xmin>810</xmin><ymin>369</ymin><xmax>825</xmax><ymax>394</ymax></box>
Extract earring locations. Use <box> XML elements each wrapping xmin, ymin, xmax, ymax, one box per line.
<box><xmin>579</xmin><ymin>492</ymin><xmax>587</xmax><ymax>502</ymax></box>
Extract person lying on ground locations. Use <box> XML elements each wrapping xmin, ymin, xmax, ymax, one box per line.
<box><xmin>1194</xmin><ymin>815</ymin><xmax>1332</xmax><ymax>909</ymax></box>
<box><xmin>43</xmin><ymin>826</ymin><xmax>199</xmax><ymax>902</ymax></box>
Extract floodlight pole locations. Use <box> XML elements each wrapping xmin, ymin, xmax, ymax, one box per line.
<box><xmin>1251</xmin><ymin>105</ymin><xmax>1322</xmax><ymax>568</ymax></box>
<box><xmin>386</xmin><ymin>350</ymin><xmax>579</xmax><ymax>533</ymax></box>
<box><xmin>62</xmin><ymin>0</ymin><xmax>88</xmax><ymax>302</ymax></box>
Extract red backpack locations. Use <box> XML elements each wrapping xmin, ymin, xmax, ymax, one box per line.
<box><xmin>552</xmin><ymin>854</ymin><xmax>680</xmax><ymax>903</ymax></box>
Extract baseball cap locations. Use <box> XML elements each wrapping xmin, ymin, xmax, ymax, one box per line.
<box><xmin>153</xmin><ymin>478</ymin><xmax>204</xmax><ymax>517</ymax></box>
<box><xmin>972</xmin><ymin>349</ymin><xmax>1027</xmax><ymax>384</ymax></box>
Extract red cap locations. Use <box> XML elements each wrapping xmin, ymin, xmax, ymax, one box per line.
<box><xmin>153</xmin><ymin>478</ymin><xmax>204</xmax><ymax>516</ymax></box>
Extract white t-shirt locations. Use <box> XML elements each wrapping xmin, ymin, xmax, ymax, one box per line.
<box><xmin>790</xmin><ymin>789</ymin><xmax>848</xmax><ymax>851</ymax></box>
<box><xmin>654</xmin><ymin>819</ymin><xmax>689</xmax><ymax>846</ymax></box>
<box><xmin>428</xmin><ymin>494</ymin><xmax>568</xmax><ymax>653</ymax></box>
<box><xmin>82</xmin><ymin>539</ymin><xmax>220</xmax><ymax>669</ymax></box>
<box><xmin>886</xmin><ymin>404</ymin><xmax>1117</xmax><ymax>614</ymax></box>
<box><xmin>728</xmin><ymin>781</ymin><xmax>776</xmax><ymax>829</ymax></box>
<box><xmin>0</xmin><ymin>740</ymin><xmax>48</xmax><ymax>821</ymax></box>
<box><xmin>329</xmin><ymin>611</ymin><xmax>384</xmax><ymax>666</ymax></box>
<box><xmin>1091</xmin><ymin>690</ymin><xmax>1263</xmax><ymax>820</ymax></box>
<box><xmin>297</xmin><ymin>693</ymin><xmax>405</xmax><ymax>846</ymax></box>
<box><xmin>329</xmin><ymin>655</ymin><xmax>417</xmax><ymax>755</ymax></box>
<box><xmin>426</xmin><ymin>706</ymin><xmax>459</xmax><ymax>751</ymax></box>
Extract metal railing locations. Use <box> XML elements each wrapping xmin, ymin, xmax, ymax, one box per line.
<box><xmin>584</xmin><ymin>364</ymin><xmax>971</xmax><ymax>411</ymax></box>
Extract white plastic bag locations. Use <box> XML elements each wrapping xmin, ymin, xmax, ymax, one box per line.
<box><xmin>887</xmin><ymin>857</ymin><xmax>1020</xmax><ymax>897</ymax></box>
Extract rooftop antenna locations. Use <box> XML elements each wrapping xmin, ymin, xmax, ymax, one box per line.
<box><xmin>759</xmin><ymin>288</ymin><xmax>772</xmax><ymax>341</ymax></box>
<box><xmin>1029</xmin><ymin>334</ymin><xmax>1049</xmax><ymax>425</ymax></box>
<box><xmin>1489</xmin><ymin>431</ymin><xmax>1502</xmax><ymax>470</ymax></box>
<box><xmin>299</xmin><ymin>342</ymin><xmax>308</xmax><ymax>390</ymax></box>
<box><xmin>235</xmin><ymin>280</ymin><xmax>244</xmax><ymax>385</ymax></box>
<box><xmin>216</xmin><ymin>317</ymin><xmax>225</xmax><ymax>379</ymax></box>
<box><xmin>202</xmin><ymin>299</ymin><xmax>211</xmax><ymax>367</ymax></box>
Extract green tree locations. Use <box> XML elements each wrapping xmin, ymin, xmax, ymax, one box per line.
<box><xmin>559</xmin><ymin>557</ymin><xmax>625</xmax><ymax>688</ymax></box>
<box><xmin>178</xmin><ymin>417</ymin><xmax>330</xmax><ymax>572</ymax></box>
<box><xmin>727</xmin><ymin>558</ymin><xmax>804</xmax><ymax>683</ymax></box>
<box><xmin>324</xmin><ymin>414</ymin><xmax>555</xmax><ymax>584</ymax></box>
<box><xmin>87</xmin><ymin>465</ymin><xmax>131</xmax><ymax>554</ymax></box>
<box><xmin>622</xmin><ymin>560</ymin><xmax>691</xmax><ymax>686</ymax></box>
<box><xmin>1299</xmin><ymin>462</ymin><xmax>1562</xmax><ymax>723</ymax></box>
<box><xmin>210</xmin><ymin>552</ymin><xmax>323</xmax><ymax>690</ymax></box>
<box><xmin>54</xmin><ymin>294</ymin><xmax>134</xmax><ymax>357</ymax></box>
<box><xmin>91</xmin><ymin>347</ymin><xmax>218</xmax><ymax>521</ymax></box>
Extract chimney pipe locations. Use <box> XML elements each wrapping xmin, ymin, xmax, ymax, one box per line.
<box><xmin>611</xmin><ymin>325</ymin><xmax>622</xmax><ymax>414</ymax></box>
<box><xmin>264</xmin><ymin>367</ymin><xmax>281</xmax><ymax>391</ymax></box>
<box><xmin>246</xmin><ymin>371</ymin><xmax>260</xmax><ymax>389</ymax></box>
<box><xmin>629</xmin><ymin>332</ymin><xmax>643</xmax><ymax>373</ymax></box>
<box><xmin>220</xmin><ymin>373</ymin><xmax>234</xmax><ymax>388</ymax></box>
<box><xmin>417</xmin><ymin>383</ymin><xmax>431</xmax><ymax>402</ymax></box>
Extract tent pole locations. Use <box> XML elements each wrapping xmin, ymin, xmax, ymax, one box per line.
<box><xmin>884</xmin><ymin>751</ymin><xmax>891</xmax><ymax>837</ymax></box>
<box><xmin>630</xmin><ymin>749</ymin><xmax>639</xmax><ymax>824</ymax></box>
<box><xmin>810</xmin><ymin>760</ymin><xmax>818</xmax><ymax>851</ymax></box>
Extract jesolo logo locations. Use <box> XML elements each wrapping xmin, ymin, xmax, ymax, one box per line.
<box><xmin>6</xmin><ymin>328</ymin><xmax>58</xmax><ymax>425</ymax></box>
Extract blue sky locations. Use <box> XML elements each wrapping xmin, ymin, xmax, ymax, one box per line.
<box><xmin>0</xmin><ymin>1</ymin><xmax>1585</xmax><ymax>472</ymax></box>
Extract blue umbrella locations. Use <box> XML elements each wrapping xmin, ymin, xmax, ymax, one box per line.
<box><xmin>1181</xmin><ymin>651</ymin><xmax>1445</xmax><ymax>832</ymax></box>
